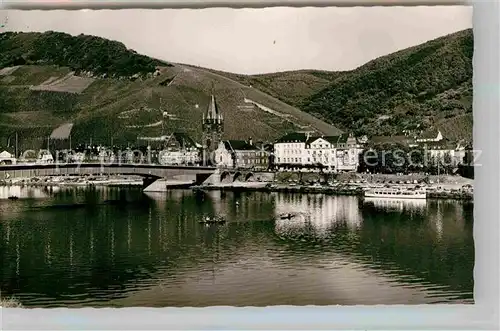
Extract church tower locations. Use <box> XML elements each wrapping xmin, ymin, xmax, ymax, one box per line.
<box><xmin>202</xmin><ymin>88</ymin><xmax>224</xmax><ymax>166</ymax></box>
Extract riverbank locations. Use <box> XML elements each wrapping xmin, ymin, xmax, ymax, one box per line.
<box><xmin>196</xmin><ymin>183</ymin><xmax>473</xmax><ymax>201</ymax></box>
<box><xmin>0</xmin><ymin>173</ymin><xmax>473</xmax><ymax>201</ymax></box>
<box><xmin>0</xmin><ymin>175</ymin><xmax>143</xmax><ymax>188</ymax></box>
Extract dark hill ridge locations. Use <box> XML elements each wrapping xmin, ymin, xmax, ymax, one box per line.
<box><xmin>263</xmin><ymin>29</ymin><xmax>472</xmax><ymax>142</ymax></box>
<box><xmin>0</xmin><ymin>31</ymin><xmax>170</xmax><ymax>78</ymax></box>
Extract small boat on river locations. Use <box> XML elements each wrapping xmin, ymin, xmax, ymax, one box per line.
<box><xmin>279</xmin><ymin>212</ymin><xmax>299</xmax><ymax>220</ymax></box>
<box><xmin>8</xmin><ymin>196</ymin><xmax>19</xmax><ymax>200</ymax></box>
<box><xmin>199</xmin><ymin>216</ymin><xmax>226</xmax><ymax>225</ymax></box>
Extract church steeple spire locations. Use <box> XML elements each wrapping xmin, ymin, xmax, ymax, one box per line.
<box><xmin>205</xmin><ymin>82</ymin><xmax>222</xmax><ymax>122</ymax></box>
<box><xmin>202</xmin><ymin>82</ymin><xmax>224</xmax><ymax>166</ymax></box>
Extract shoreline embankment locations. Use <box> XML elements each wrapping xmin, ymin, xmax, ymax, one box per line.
<box><xmin>0</xmin><ymin>172</ymin><xmax>474</xmax><ymax>201</ymax></box>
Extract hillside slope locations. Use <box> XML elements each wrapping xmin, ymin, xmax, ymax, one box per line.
<box><xmin>204</xmin><ymin>67</ymin><xmax>344</xmax><ymax>107</ymax></box>
<box><xmin>0</xmin><ymin>32</ymin><xmax>341</xmax><ymax>151</ymax></box>
<box><xmin>298</xmin><ymin>29</ymin><xmax>473</xmax><ymax>141</ymax></box>
<box><xmin>225</xmin><ymin>29</ymin><xmax>473</xmax><ymax>142</ymax></box>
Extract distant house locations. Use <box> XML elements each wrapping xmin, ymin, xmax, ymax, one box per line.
<box><xmin>0</xmin><ymin>150</ymin><xmax>16</xmax><ymax>165</ymax></box>
<box><xmin>214</xmin><ymin>138</ymin><xmax>268</xmax><ymax>169</ymax></box>
<box><xmin>274</xmin><ymin>131</ymin><xmax>361</xmax><ymax>172</ymax></box>
<box><xmin>306</xmin><ymin>133</ymin><xmax>361</xmax><ymax>172</ymax></box>
<box><xmin>50</xmin><ymin>123</ymin><xmax>74</xmax><ymax>151</ymax></box>
<box><xmin>139</xmin><ymin>132</ymin><xmax>200</xmax><ymax>165</ymax></box>
<box><xmin>421</xmin><ymin>140</ymin><xmax>466</xmax><ymax>166</ymax></box>
<box><xmin>416</xmin><ymin>129</ymin><xmax>443</xmax><ymax>143</ymax></box>
<box><xmin>273</xmin><ymin>132</ymin><xmax>311</xmax><ymax>168</ymax></box>
<box><xmin>333</xmin><ymin>133</ymin><xmax>362</xmax><ymax>172</ymax></box>
<box><xmin>36</xmin><ymin>150</ymin><xmax>54</xmax><ymax>164</ymax></box>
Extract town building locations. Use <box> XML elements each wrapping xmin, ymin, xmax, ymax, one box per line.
<box><xmin>273</xmin><ymin>132</ymin><xmax>311</xmax><ymax>169</ymax></box>
<box><xmin>305</xmin><ymin>136</ymin><xmax>337</xmax><ymax>170</ymax></box>
<box><xmin>137</xmin><ymin>132</ymin><xmax>201</xmax><ymax>165</ymax></box>
<box><xmin>36</xmin><ymin>150</ymin><xmax>54</xmax><ymax>164</ymax></box>
<box><xmin>306</xmin><ymin>133</ymin><xmax>361</xmax><ymax>172</ymax></box>
<box><xmin>202</xmin><ymin>91</ymin><xmax>224</xmax><ymax>166</ymax></box>
<box><xmin>274</xmin><ymin>132</ymin><xmax>361</xmax><ymax>172</ymax></box>
<box><xmin>416</xmin><ymin>129</ymin><xmax>443</xmax><ymax>143</ymax></box>
<box><xmin>0</xmin><ymin>150</ymin><xmax>16</xmax><ymax>165</ymax></box>
<box><xmin>422</xmin><ymin>140</ymin><xmax>466</xmax><ymax>167</ymax></box>
<box><xmin>158</xmin><ymin>132</ymin><xmax>200</xmax><ymax>165</ymax></box>
<box><xmin>49</xmin><ymin>123</ymin><xmax>74</xmax><ymax>151</ymax></box>
<box><xmin>214</xmin><ymin>138</ymin><xmax>269</xmax><ymax>169</ymax></box>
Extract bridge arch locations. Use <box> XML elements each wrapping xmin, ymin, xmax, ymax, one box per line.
<box><xmin>245</xmin><ymin>172</ymin><xmax>255</xmax><ymax>182</ymax></box>
<box><xmin>233</xmin><ymin>171</ymin><xmax>243</xmax><ymax>182</ymax></box>
<box><xmin>220</xmin><ymin>171</ymin><xmax>231</xmax><ymax>183</ymax></box>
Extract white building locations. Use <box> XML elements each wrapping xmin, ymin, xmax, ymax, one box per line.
<box><xmin>36</xmin><ymin>150</ymin><xmax>54</xmax><ymax>164</ymax></box>
<box><xmin>0</xmin><ymin>150</ymin><xmax>16</xmax><ymax>165</ymax></box>
<box><xmin>158</xmin><ymin>150</ymin><xmax>199</xmax><ymax>165</ymax></box>
<box><xmin>424</xmin><ymin>140</ymin><xmax>466</xmax><ymax>166</ymax></box>
<box><xmin>274</xmin><ymin>132</ymin><xmax>311</xmax><ymax>168</ymax></box>
<box><xmin>274</xmin><ymin>132</ymin><xmax>361</xmax><ymax>172</ymax></box>
<box><xmin>139</xmin><ymin>132</ymin><xmax>200</xmax><ymax>166</ymax></box>
<box><xmin>305</xmin><ymin>136</ymin><xmax>336</xmax><ymax>170</ymax></box>
<box><xmin>307</xmin><ymin>134</ymin><xmax>361</xmax><ymax>172</ymax></box>
<box><xmin>214</xmin><ymin>141</ymin><xmax>234</xmax><ymax>168</ymax></box>
<box><xmin>416</xmin><ymin>129</ymin><xmax>443</xmax><ymax>143</ymax></box>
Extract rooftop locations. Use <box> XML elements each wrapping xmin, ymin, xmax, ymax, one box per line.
<box><xmin>275</xmin><ymin>132</ymin><xmax>309</xmax><ymax>143</ymax></box>
<box><xmin>224</xmin><ymin>140</ymin><xmax>259</xmax><ymax>151</ymax></box>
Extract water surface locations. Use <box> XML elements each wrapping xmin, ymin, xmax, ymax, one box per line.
<box><xmin>0</xmin><ymin>186</ymin><xmax>474</xmax><ymax>306</ymax></box>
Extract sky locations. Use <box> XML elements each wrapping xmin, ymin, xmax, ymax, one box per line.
<box><xmin>1</xmin><ymin>6</ymin><xmax>472</xmax><ymax>74</ymax></box>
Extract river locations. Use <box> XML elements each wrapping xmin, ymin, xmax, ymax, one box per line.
<box><xmin>0</xmin><ymin>186</ymin><xmax>474</xmax><ymax>307</ymax></box>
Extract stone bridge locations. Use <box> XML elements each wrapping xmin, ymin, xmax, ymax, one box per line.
<box><xmin>208</xmin><ymin>169</ymin><xmax>275</xmax><ymax>185</ymax></box>
<box><xmin>0</xmin><ymin>163</ymin><xmax>216</xmax><ymax>190</ymax></box>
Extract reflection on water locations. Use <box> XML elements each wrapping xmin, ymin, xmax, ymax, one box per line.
<box><xmin>363</xmin><ymin>197</ymin><xmax>427</xmax><ymax>212</ymax></box>
<box><xmin>0</xmin><ymin>187</ymin><xmax>474</xmax><ymax>307</ymax></box>
<box><xmin>0</xmin><ymin>185</ymin><xmax>51</xmax><ymax>200</ymax></box>
<box><xmin>274</xmin><ymin>194</ymin><xmax>362</xmax><ymax>236</ymax></box>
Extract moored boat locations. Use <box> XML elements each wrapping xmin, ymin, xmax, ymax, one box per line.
<box><xmin>364</xmin><ymin>187</ymin><xmax>426</xmax><ymax>199</ymax></box>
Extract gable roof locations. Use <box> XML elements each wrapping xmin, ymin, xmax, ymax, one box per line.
<box><xmin>307</xmin><ymin>136</ymin><xmax>336</xmax><ymax>145</ymax></box>
<box><xmin>306</xmin><ymin>134</ymin><xmax>357</xmax><ymax>146</ymax></box>
<box><xmin>419</xmin><ymin>139</ymin><xmax>457</xmax><ymax>150</ymax></box>
<box><xmin>225</xmin><ymin>140</ymin><xmax>259</xmax><ymax>151</ymax></box>
<box><xmin>275</xmin><ymin>132</ymin><xmax>308</xmax><ymax>143</ymax></box>
<box><xmin>0</xmin><ymin>151</ymin><xmax>13</xmax><ymax>158</ymax></box>
<box><xmin>50</xmin><ymin>123</ymin><xmax>74</xmax><ymax>140</ymax></box>
<box><xmin>418</xmin><ymin>129</ymin><xmax>441</xmax><ymax>139</ymax></box>
<box><xmin>172</xmin><ymin>132</ymin><xmax>198</xmax><ymax>148</ymax></box>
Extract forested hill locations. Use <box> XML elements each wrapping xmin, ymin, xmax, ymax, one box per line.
<box><xmin>300</xmin><ymin>29</ymin><xmax>473</xmax><ymax>141</ymax></box>
<box><xmin>227</xmin><ymin>29</ymin><xmax>473</xmax><ymax>142</ymax></box>
<box><xmin>0</xmin><ymin>31</ymin><xmax>170</xmax><ymax>78</ymax></box>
